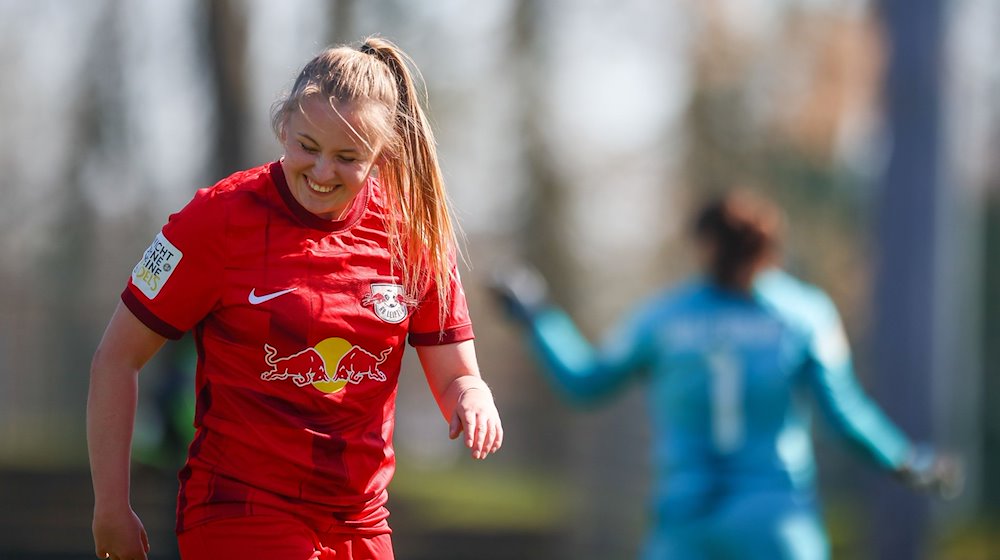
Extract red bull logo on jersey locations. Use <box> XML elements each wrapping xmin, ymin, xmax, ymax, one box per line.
<box><xmin>260</xmin><ymin>338</ymin><xmax>391</xmax><ymax>394</ymax></box>
<box><xmin>361</xmin><ymin>283</ymin><xmax>409</xmax><ymax>324</ymax></box>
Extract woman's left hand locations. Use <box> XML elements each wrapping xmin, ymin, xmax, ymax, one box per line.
<box><xmin>448</xmin><ymin>385</ymin><xmax>503</xmax><ymax>460</ymax></box>
<box><xmin>416</xmin><ymin>341</ymin><xmax>504</xmax><ymax>460</ymax></box>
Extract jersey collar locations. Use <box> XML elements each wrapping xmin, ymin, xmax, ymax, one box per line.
<box><xmin>270</xmin><ymin>160</ymin><xmax>370</xmax><ymax>232</ymax></box>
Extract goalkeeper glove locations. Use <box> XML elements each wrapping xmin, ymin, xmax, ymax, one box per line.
<box><xmin>488</xmin><ymin>262</ymin><xmax>552</xmax><ymax>324</ymax></box>
<box><xmin>897</xmin><ymin>444</ymin><xmax>964</xmax><ymax>500</ymax></box>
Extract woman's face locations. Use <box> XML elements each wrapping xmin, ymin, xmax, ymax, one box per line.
<box><xmin>279</xmin><ymin>96</ymin><xmax>384</xmax><ymax>220</ymax></box>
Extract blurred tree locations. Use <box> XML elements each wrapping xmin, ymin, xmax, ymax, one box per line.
<box><xmin>507</xmin><ymin>3</ymin><xmax>662</xmax><ymax>557</ymax></box>
<box><xmin>33</xmin><ymin>0</ymin><xmax>126</xmax><ymax>461</ymax></box>
<box><xmin>508</xmin><ymin>1</ymin><xmax>598</xmax><ymax>557</ymax></box>
<box><xmin>204</xmin><ymin>0</ymin><xmax>251</xmax><ymax>177</ymax></box>
<box><xmin>511</xmin><ymin>1</ymin><xmax>574</xmax><ymax>296</ymax></box>
<box><xmin>681</xmin><ymin>2</ymin><xmax>876</xmax><ymax>311</ymax></box>
<box><xmin>327</xmin><ymin>0</ymin><xmax>358</xmax><ymax>46</ymax></box>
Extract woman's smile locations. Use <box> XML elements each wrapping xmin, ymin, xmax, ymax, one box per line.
<box><xmin>306</xmin><ymin>177</ymin><xmax>338</xmax><ymax>194</ymax></box>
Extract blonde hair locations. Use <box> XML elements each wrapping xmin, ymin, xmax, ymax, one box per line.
<box><xmin>271</xmin><ymin>36</ymin><xmax>460</xmax><ymax>319</ymax></box>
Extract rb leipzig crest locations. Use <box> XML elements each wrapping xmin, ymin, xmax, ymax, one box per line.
<box><xmin>362</xmin><ymin>283</ymin><xmax>408</xmax><ymax>324</ymax></box>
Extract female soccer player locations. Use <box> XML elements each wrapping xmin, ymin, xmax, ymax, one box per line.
<box><xmin>492</xmin><ymin>189</ymin><xmax>959</xmax><ymax>559</ymax></box>
<box><xmin>88</xmin><ymin>37</ymin><xmax>502</xmax><ymax>560</ymax></box>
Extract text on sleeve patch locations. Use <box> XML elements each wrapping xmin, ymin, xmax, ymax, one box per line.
<box><xmin>132</xmin><ymin>231</ymin><xmax>183</xmax><ymax>299</ymax></box>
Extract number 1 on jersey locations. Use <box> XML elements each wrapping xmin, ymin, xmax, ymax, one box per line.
<box><xmin>707</xmin><ymin>349</ymin><xmax>745</xmax><ymax>453</ymax></box>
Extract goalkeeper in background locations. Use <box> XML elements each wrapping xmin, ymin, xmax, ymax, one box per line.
<box><xmin>492</xmin><ymin>188</ymin><xmax>961</xmax><ymax>560</ymax></box>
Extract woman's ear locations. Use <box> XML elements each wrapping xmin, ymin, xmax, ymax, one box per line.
<box><xmin>276</xmin><ymin>116</ymin><xmax>289</xmax><ymax>145</ymax></box>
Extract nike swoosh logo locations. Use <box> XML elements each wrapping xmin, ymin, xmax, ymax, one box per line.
<box><xmin>248</xmin><ymin>287</ymin><xmax>297</xmax><ymax>305</ymax></box>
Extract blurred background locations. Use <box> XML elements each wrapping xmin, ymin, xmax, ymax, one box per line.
<box><xmin>0</xmin><ymin>0</ymin><xmax>998</xmax><ymax>558</ymax></box>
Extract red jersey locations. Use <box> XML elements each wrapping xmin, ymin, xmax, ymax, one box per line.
<box><xmin>122</xmin><ymin>161</ymin><xmax>473</xmax><ymax>534</ymax></box>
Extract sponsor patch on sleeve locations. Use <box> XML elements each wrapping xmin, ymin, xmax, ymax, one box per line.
<box><xmin>131</xmin><ymin>231</ymin><xmax>183</xmax><ymax>299</ymax></box>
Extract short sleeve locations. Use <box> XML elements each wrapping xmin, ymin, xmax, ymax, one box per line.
<box><xmin>407</xmin><ymin>261</ymin><xmax>474</xmax><ymax>346</ymax></box>
<box><xmin>121</xmin><ymin>189</ymin><xmax>225</xmax><ymax>339</ymax></box>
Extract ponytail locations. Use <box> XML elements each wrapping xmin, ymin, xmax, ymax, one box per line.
<box><xmin>358</xmin><ymin>37</ymin><xmax>459</xmax><ymax>321</ymax></box>
<box><xmin>271</xmin><ymin>37</ymin><xmax>460</xmax><ymax>324</ymax></box>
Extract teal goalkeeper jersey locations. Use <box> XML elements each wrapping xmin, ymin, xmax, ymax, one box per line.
<box><xmin>524</xmin><ymin>269</ymin><xmax>912</xmax><ymax>518</ymax></box>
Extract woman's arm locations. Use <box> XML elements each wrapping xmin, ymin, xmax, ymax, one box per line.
<box><xmin>807</xmin><ymin>357</ymin><xmax>912</xmax><ymax>470</ymax></box>
<box><xmin>491</xmin><ymin>266</ymin><xmax>652</xmax><ymax>405</ymax></box>
<box><xmin>416</xmin><ymin>340</ymin><xmax>503</xmax><ymax>459</ymax></box>
<box><xmin>88</xmin><ymin>302</ymin><xmax>167</xmax><ymax>560</ymax></box>
<box><xmin>802</xmin><ymin>295</ymin><xmax>913</xmax><ymax>471</ymax></box>
<box><xmin>521</xmin><ymin>307</ymin><xmax>645</xmax><ymax>404</ymax></box>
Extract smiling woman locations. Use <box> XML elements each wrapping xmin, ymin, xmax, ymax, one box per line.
<box><xmin>87</xmin><ymin>36</ymin><xmax>502</xmax><ymax>560</ymax></box>
<box><xmin>279</xmin><ymin>97</ymin><xmax>383</xmax><ymax>220</ymax></box>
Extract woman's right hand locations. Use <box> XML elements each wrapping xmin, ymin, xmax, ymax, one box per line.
<box><xmin>93</xmin><ymin>506</ymin><xmax>150</xmax><ymax>560</ymax></box>
<box><xmin>897</xmin><ymin>444</ymin><xmax>965</xmax><ymax>500</ymax></box>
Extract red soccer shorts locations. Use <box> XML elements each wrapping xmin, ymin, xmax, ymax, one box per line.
<box><xmin>177</xmin><ymin>512</ymin><xmax>394</xmax><ymax>560</ymax></box>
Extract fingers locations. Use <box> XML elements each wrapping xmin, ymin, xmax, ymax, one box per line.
<box><xmin>458</xmin><ymin>408</ymin><xmax>479</xmax><ymax>455</ymax></box>
<box><xmin>96</xmin><ymin>553</ymin><xmax>124</xmax><ymax>560</ymax></box>
<box><xmin>448</xmin><ymin>411</ymin><xmax>463</xmax><ymax>440</ymax></box>
<box><xmin>97</xmin><ymin>551</ymin><xmax>145</xmax><ymax>560</ymax></box>
<box><xmin>490</xmin><ymin>419</ymin><xmax>504</xmax><ymax>454</ymax></box>
<box><xmin>93</xmin><ymin>536</ymin><xmax>147</xmax><ymax>560</ymax></box>
<box><xmin>470</xmin><ymin>411</ymin><xmax>487</xmax><ymax>459</ymax></box>
<box><xmin>481</xmin><ymin>420</ymin><xmax>497</xmax><ymax>458</ymax></box>
<box><xmin>449</xmin><ymin>383</ymin><xmax>503</xmax><ymax>459</ymax></box>
<box><xmin>481</xmin><ymin>418</ymin><xmax>503</xmax><ymax>457</ymax></box>
<box><xmin>455</xmin><ymin>408</ymin><xmax>503</xmax><ymax>460</ymax></box>
<box><xmin>92</xmin><ymin>509</ymin><xmax>149</xmax><ymax>560</ymax></box>
<box><xmin>899</xmin><ymin>447</ymin><xmax>967</xmax><ymax>500</ymax></box>
<box><xmin>935</xmin><ymin>455</ymin><xmax>965</xmax><ymax>500</ymax></box>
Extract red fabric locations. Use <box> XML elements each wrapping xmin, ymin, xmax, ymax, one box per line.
<box><xmin>121</xmin><ymin>161</ymin><xmax>473</xmax><ymax>534</ymax></box>
<box><xmin>177</xmin><ymin>510</ymin><xmax>394</xmax><ymax>560</ymax></box>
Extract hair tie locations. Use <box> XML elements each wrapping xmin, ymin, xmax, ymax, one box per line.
<box><xmin>359</xmin><ymin>43</ymin><xmax>378</xmax><ymax>56</ymax></box>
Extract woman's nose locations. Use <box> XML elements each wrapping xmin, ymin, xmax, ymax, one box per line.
<box><xmin>312</xmin><ymin>156</ymin><xmax>338</xmax><ymax>183</ymax></box>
